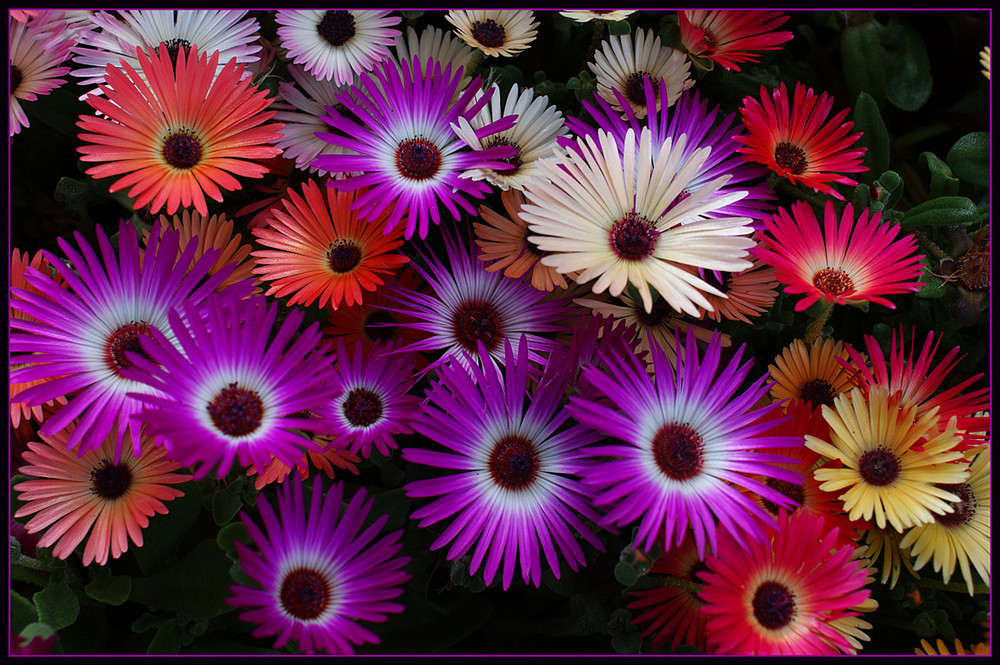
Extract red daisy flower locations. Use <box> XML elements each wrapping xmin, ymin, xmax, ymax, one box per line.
<box><xmin>679</xmin><ymin>10</ymin><xmax>794</xmax><ymax>72</ymax></box>
<box><xmin>735</xmin><ymin>82</ymin><xmax>867</xmax><ymax>199</ymax></box>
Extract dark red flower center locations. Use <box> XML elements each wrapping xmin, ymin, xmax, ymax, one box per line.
<box><xmin>327</xmin><ymin>239</ymin><xmax>362</xmax><ymax>273</ymax></box>
<box><xmin>90</xmin><ymin>459</ymin><xmax>132</xmax><ymax>500</ymax></box>
<box><xmin>488</xmin><ymin>434</ymin><xmax>540</xmax><ymax>490</ymax></box>
<box><xmin>857</xmin><ymin>446</ymin><xmax>901</xmax><ymax>486</ymax></box>
<box><xmin>761</xmin><ymin>478</ymin><xmax>805</xmax><ymax>515</ymax></box>
<box><xmin>280</xmin><ymin>568</ymin><xmax>332</xmax><ymax>620</ymax></box>
<box><xmin>208</xmin><ymin>382</ymin><xmax>264</xmax><ymax>437</ymax></box>
<box><xmin>106</xmin><ymin>321</ymin><xmax>155</xmax><ymax>373</ymax></box>
<box><xmin>162</xmin><ymin>130</ymin><xmax>203</xmax><ymax>170</ymax></box>
<box><xmin>697</xmin><ymin>28</ymin><xmax>717</xmax><ymax>52</ymax></box>
<box><xmin>623</xmin><ymin>71</ymin><xmax>658</xmax><ymax>107</ymax></box>
<box><xmin>634</xmin><ymin>297</ymin><xmax>673</xmax><ymax>328</ymax></box>
<box><xmin>652</xmin><ymin>423</ymin><xmax>704</xmax><ymax>481</ymax></box>
<box><xmin>933</xmin><ymin>482</ymin><xmax>976</xmax><ymax>527</ymax></box>
<box><xmin>773</xmin><ymin>141</ymin><xmax>808</xmax><ymax>175</ymax></box>
<box><xmin>317</xmin><ymin>10</ymin><xmax>356</xmax><ymax>47</ymax></box>
<box><xmin>343</xmin><ymin>387</ymin><xmax>383</xmax><ymax>428</ymax></box>
<box><xmin>955</xmin><ymin>252</ymin><xmax>989</xmax><ymax>292</ymax></box>
<box><xmin>610</xmin><ymin>212</ymin><xmax>659</xmax><ymax>261</ymax></box>
<box><xmin>812</xmin><ymin>268</ymin><xmax>854</xmax><ymax>298</ymax></box>
<box><xmin>799</xmin><ymin>378</ymin><xmax>836</xmax><ymax>408</ymax></box>
<box><xmin>364</xmin><ymin>310</ymin><xmax>399</xmax><ymax>342</ymax></box>
<box><xmin>396</xmin><ymin>137</ymin><xmax>442</xmax><ymax>180</ymax></box>
<box><xmin>452</xmin><ymin>299</ymin><xmax>505</xmax><ymax>353</ymax></box>
<box><xmin>485</xmin><ymin>136</ymin><xmax>523</xmax><ymax>171</ymax></box>
<box><xmin>752</xmin><ymin>581</ymin><xmax>796</xmax><ymax>629</ymax></box>
<box><xmin>470</xmin><ymin>18</ymin><xmax>506</xmax><ymax>48</ymax></box>
<box><xmin>11</xmin><ymin>65</ymin><xmax>23</xmax><ymax>95</ymax></box>
<box><xmin>161</xmin><ymin>38</ymin><xmax>192</xmax><ymax>67</ymax></box>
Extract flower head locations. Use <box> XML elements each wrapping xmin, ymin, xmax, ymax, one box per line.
<box><xmin>559</xmin><ymin>11</ymin><xmax>636</xmax><ymax>24</ymax></box>
<box><xmin>679</xmin><ymin>10</ymin><xmax>793</xmax><ymax>72</ymax></box>
<box><xmin>696</xmin><ymin>260</ymin><xmax>778</xmax><ymax>324</ymax></box>
<box><xmin>768</xmin><ymin>337</ymin><xmax>856</xmax><ymax>410</ymax></box>
<box><xmin>147</xmin><ymin>210</ymin><xmax>258</xmax><ymax>292</ymax></box>
<box><xmin>446</xmin><ymin>10</ymin><xmax>538</xmax><ymax>58</ymax></box>
<box><xmin>9</xmin><ymin>12</ymin><xmax>73</xmax><ymax>136</ymax></box>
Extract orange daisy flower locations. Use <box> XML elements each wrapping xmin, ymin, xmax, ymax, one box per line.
<box><xmin>247</xmin><ymin>445</ymin><xmax>361</xmax><ymax>491</ymax></box>
<box><xmin>251</xmin><ymin>179</ymin><xmax>409</xmax><ymax>310</ymax></box>
<box><xmin>696</xmin><ymin>259</ymin><xmax>778</xmax><ymax>324</ymax></box>
<box><xmin>768</xmin><ymin>337</ymin><xmax>857</xmax><ymax>410</ymax></box>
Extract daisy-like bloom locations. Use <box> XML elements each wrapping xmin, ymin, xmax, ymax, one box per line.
<box><xmin>251</xmin><ymin>179</ymin><xmax>409</xmax><ymax>310</ymax></box>
<box><xmin>559</xmin><ymin>10</ymin><xmax>636</xmax><ymax>23</ymax></box>
<box><xmin>567</xmin><ymin>331</ymin><xmax>803</xmax><ymax>557</ymax></box>
<box><xmin>147</xmin><ymin>210</ymin><xmax>258</xmax><ymax>292</ymax></box>
<box><xmin>125</xmin><ymin>293</ymin><xmax>338</xmax><ymax>479</ymax></box>
<box><xmin>9</xmin><ymin>222</ymin><xmax>247</xmax><ymax>460</ymax></box>
<box><xmin>561</xmin><ymin>312</ymin><xmax>643</xmax><ymax>402</ymax></box>
<box><xmin>10</xmin><ymin>10</ymin><xmax>38</xmax><ymax>23</ymax></box>
<box><xmin>979</xmin><ymin>45</ymin><xmax>991</xmax><ymax>80</ymax></box>
<box><xmin>696</xmin><ymin>261</ymin><xmax>778</xmax><ymax>324</ymax></box>
<box><xmin>899</xmin><ymin>447</ymin><xmax>990</xmax><ymax>595</ymax></box>
<box><xmin>698</xmin><ymin>509</ymin><xmax>872</xmax><ymax>655</ymax></box>
<box><xmin>446</xmin><ymin>10</ymin><xmax>538</xmax><ymax>58</ymax></box>
<box><xmin>735</xmin><ymin>82</ymin><xmax>867</xmax><ymax>199</ymax></box>
<box><xmin>248</xmin><ymin>446</ymin><xmax>360</xmax><ymax>492</ymax></box>
<box><xmin>390</xmin><ymin>25</ymin><xmax>473</xmax><ymax>87</ymax></box>
<box><xmin>453</xmin><ymin>83</ymin><xmax>568</xmax><ymax>191</ymax></box>
<box><xmin>275</xmin><ymin>10</ymin><xmax>401</xmax><ymax>86</ymax></box>
<box><xmin>77</xmin><ymin>44</ymin><xmax>284</xmax><ymax>217</ymax></box>
<box><xmin>70</xmin><ymin>10</ymin><xmax>261</xmax><ymax>99</ymax></box>
<box><xmin>404</xmin><ymin>336</ymin><xmax>606</xmax><ymax>589</ymax></box>
<box><xmin>522</xmin><ymin>127</ymin><xmax>757</xmax><ymax>317</ymax></box>
<box><xmin>754</xmin><ymin>200</ymin><xmax>925</xmax><ymax>312</ymax></box>
<box><xmin>678</xmin><ymin>10</ymin><xmax>794</xmax><ymax>72</ymax></box>
<box><xmin>315</xmin><ymin>56</ymin><xmax>517</xmax><ymax>240</ymax></box>
<box><xmin>806</xmin><ymin>387</ymin><xmax>968</xmax><ymax>532</ymax></box>
<box><xmin>229</xmin><ymin>475</ymin><xmax>410</xmax><ymax>655</ymax></box>
<box><xmin>13</xmin><ymin>426</ymin><xmax>190</xmax><ymax>566</ymax></box>
<box><xmin>915</xmin><ymin>638</ymin><xmax>991</xmax><ymax>655</ymax></box>
<box><xmin>9</xmin><ymin>12</ymin><xmax>73</xmax><ymax>136</ymax></box>
<box><xmin>589</xmin><ymin>29</ymin><xmax>693</xmax><ymax>120</ymax></box>
<box><xmin>768</xmin><ymin>337</ymin><xmax>856</xmax><ymax>410</ymax></box>
<box><xmin>859</xmin><ymin>524</ymin><xmax>920</xmax><ymax>588</ymax></box>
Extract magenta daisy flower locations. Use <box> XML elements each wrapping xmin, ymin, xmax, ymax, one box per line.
<box><xmin>9</xmin><ymin>12</ymin><xmax>73</xmax><ymax>136</ymax></box>
<box><xmin>679</xmin><ymin>10</ymin><xmax>794</xmax><ymax>72</ymax></box>
<box><xmin>314</xmin><ymin>56</ymin><xmax>517</xmax><ymax>239</ymax></box>
<box><xmin>566</xmin><ymin>331</ymin><xmax>803</xmax><ymax>557</ymax></box>
<box><xmin>124</xmin><ymin>293</ymin><xmax>338</xmax><ymax>479</ymax></box>
<box><xmin>403</xmin><ymin>336</ymin><xmax>606</xmax><ymax>589</ymax></box>
<box><xmin>9</xmin><ymin>222</ymin><xmax>248</xmax><ymax>460</ymax></box>
<box><xmin>229</xmin><ymin>475</ymin><xmax>410</xmax><ymax>654</ymax></box>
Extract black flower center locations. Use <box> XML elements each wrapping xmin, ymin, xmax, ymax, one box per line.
<box><xmin>489</xmin><ymin>435</ymin><xmax>540</xmax><ymax>490</ymax></box>
<box><xmin>317</xmin><ymin>10</ymin><xmax>356</xmax><ymax>47</ymax></box>
<box><xmin>812</xmin><ymin>268</ymin><xmax>854</xmax><ymax>297</ymax></box>
<box><xmin>634</xmin><ymin>297</ymin><xmax>673</xmax><ymax>328</ymax></box>
<box><xmin>343</xmin><ymin>388</ymin><xmax>383</xmax><ymax>428</ymax></box>
<box><xmin>485</xmin><ymin>136</ymin><xmax>523</xmax><ymax>172</ymax></box>
<box><xmin>752</xmin><ymin>581</ymin><xmax>796</xmax><ymax>629</ymax></box>
<box><xmin>799</xmin><ymin>378</ymin><xmax>836</xmax><ymax>408</ymax></box>
<box><xmin>11</xmin><ymin>65</ymin><xmax>23</xmax><ymax>96</ymax></box>
<box><xmin>396</xmin><ymin>137</ymin><xmax>442</xmax><ymax>180</ymax></box>
<box><xmin>280</xmin><ymin>568</ymin><xmax>332</xmax><ymax>620</ymax></box>
<box><xmin>162</xmin><ymin>130</ymin><xmax>203</xmax><ymax>170</ymax></box>
<box><xmin>452</xmin><ymin>300</ymin><xmax>505</xmax><ymax>353</ymax></box>
<box><xmin>90</xmin><ymin>459</ymin><xmax>133</xmax><ymax>500</ymax></box>
<box><xmin>652</xmin><ymin>423</ymin><xmax>704</xmax><ymax>481</ymax></box>
<box><xmin>933</xmin><ymin>482</ymin><xmax>976</xmax><ymax>527</ymax></box>
<box><xmin>955</xmin><ymin>252</ymin><xmax>989</xmax><ymax>292</ymax></box>
<box><xmin>761</xmin><ymin>478</ymin><xmax>805</xmax><ymax>515</ymax></box>
<box><xmin>107</xmin><ymin>321</ymin><xmax>155</xmax><ymax>373</ymax></box>
<box><xmin>623</xmin><ymin>71</ymin><xmax>657</xmax><ymax>107</ymax></box>
<box><xmin>161</xmin><ymin>38</ymin><xmax>192</xmax><ymax>67</ymax></box>
<box><xmin>610</xmin><ymin>212</ymin><xmax>659</xmax><ymax>261</ymax></box>
<box><xmin>857</xmin><ymin>446</ymin><xmax>901</xmax><ymax>486</ymax></box>
<box><xmin>363</xmin><ymin>310</ymin><xmax>399</xmax><ymax>342</ymax></box>
<box><xmin>208</xmin><ymin>382</ymin><xmax>264</xmax><ymax>437</ymax></box>
<box><xmin>774</xmin><ymin>141</ymin><xmax>808</xmax><ymax>175</ymax></box>
<box><xmin>470</xmin><ymin>18</ymin><xmax>506</xmax><ymax>48</ymax></box>
<box><xmin>327</xmin><ymin>240</ymin><xmax>361</xmax><ymax>273</ymax></box>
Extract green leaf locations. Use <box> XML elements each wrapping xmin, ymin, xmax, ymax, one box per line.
<box><xmin>53</xmin><ymin>177</ymin><xmax>99</xmax><ymax>213</ymax></box>
<box><xmin>916</xmin><ymin>272</ymin><xmax>947</xmax><ymax>299</ymax></box>
<box><xmin>147</xmin><ymin>620</ymin><xmax>181</xmax><ymax>655</ymax></box>
<box><xmin>133</xmin><ymin>480</ymin><xmax>201</xmax><ymax>576</ymax></box>
<box><xmin>33</xmin><ymin>580</ymin><xmax>79</xmax><ymax>631</ymax></box>
<box><xmin>875</xmin><ymin>170</ymin><xmax>904</xmax><ymax>208</ymax></box>
<box><xmin>612</xmin><ymin>631</ymin><xmax>642</xmax><ymax>654</ymax></box>
<box><xmin>84</xmin><ymin>574</ymin><xmax>132</xmax><ymax>606</ymax></box>
<box><xmin>919</xmin><ymin>152</ymin><xmax>960</xmax><ymax>198</ymax></box>
<box><xmin>841</xmin><ymin>20</ymin><xmax>886</xmax><ymax>109</ymax></box>
<box><xmin>130</xmin><ymin>539</ymin><xmax>235</xmax><ymax>620</ymax></box>
<box><xmin>901</xmin><ymin>196</ymin><xmax>980</xmax><ymax>228</ymax></box>
<box><xmin>853</xmin><ymin>92</ymin><xmax>891</xmax><ymax>183</ymax></box>
<box><xmin>10</xmin><ymin>589</ymin><xmax>38</xmax><ymax>634</ymax></box>
<box><xmin>216</xmin><ymin>522</ymin><xmax>250</xmax><ymax>556</ymax></box>
<box><xmin>883</xmin><ymin>21</ymin><xmax>933</xmax><ymax>111</ymax></box>
<box><xmin>212</xmin><ymin>489</ymin><xmax>243</xmax><ymax>526</ymax></box>
<box><xmin>607</xmin><ymin>20</ymin><xmax>631</xmax><ymax>36</ymax></box>
<box><xmin>614</xmin><ymin>561</ymin><xmax>639</xmax><ymax>587</ymax></box>
<box><xmin>946</xmin><ymin>131</ymin><xmax>989</xmax><ymax>188</ymax></box>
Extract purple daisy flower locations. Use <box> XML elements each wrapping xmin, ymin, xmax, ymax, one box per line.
<box><xmin>314</xmin><ymin>56</ymin><xmax>517</xmax><ymax>239</ymax></box>
<box><xmin>562</xmin><ymin>312</ymin><xmax>644</xmax><ymax>402</ymax></box>
<box><xmin>566</xmin><ymin>331</ymin><xmax>803</xmax><ymax>558</ymax></box>
<box><xmin>228</xmin><ymin>475</ymin><xmax>410</xmax><ymax>655</ymax></box>
<box><xmin>124</xmin><ymin>293</ymin><xmax>337</xmax><ymax>479</ymax></box>
<box><xmin>9</xmin><ymin>221</ymin><xmax>248</xmax><ymax>460</ymax></box>
<box><xmin>403</xmin><ymin>336</ymin><xmax>606</xmax><ymax>589</ymax></box>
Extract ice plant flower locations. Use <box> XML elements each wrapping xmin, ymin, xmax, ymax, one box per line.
<box><xmin>14</xmin><ymin>427</ymin><xmax>190</xmax><ymax>566</ymax></box>
<box><xmin>446</xmin><ymin>10</ymin><xmax>538</xmax><ymax>58</ymax></box>
<box><xmin>915</xmin><ymin>638</ymin><xmax>991</xmax><ymax>655</ymax></box>
<box><xmin>147</xmin><ymin>210</ymin><xmax>258</xmax><ymax>292</ymax></box>
<box><xmin>251</xmin><ymin>179</ymin><xmax>409</xmax><ymax>310</ymax></box>
<box><xmin>754</xmin><ymin>200</ymin><xmax>925</xmax><ymax>312</ymax></box>
<box><xmin>9</xmin><ymin>12</ymin><xmax>73</xmax><ymax>136</ymax></box>
<box><xmin>522</xmin><ymin>127</ymin><xmax>757</xmax><ymax>317</ymax></box>
<box><xmin>404</xmin><ymin>336</ymin><xmax>606</xmax><ymax>589</ymax></box>
<box><xmin>77</xmin><ymin>44</ymin><xmax>284</xmax><ymax>217</ymax></box>
<box><xmin>678</xmin><ymin>10</ymin><xmax>794</xmax><ymax>72</ymax></box>
<box><xmin>768</xmin><ymin>337</ymin><xmax>856</xmax><ymax>410</ymax></box>
<box><xmin>229</xmin><ymin>476</ymin><xmax>410</xmax><ymax>655</ymax></box>
<box><xmin>736</xmin><ymin>82</ymin><xmax>867</xmax><ymax>199</ymax></box>
<box><xmin>390</xmin><ymin>25</ymin><xmax>473</xmax><ymax>83</ymax></box>
<box><xmin>698</xmin><ymin>509</ymin><xmax>872</xmax><ymax>655</ymax></box>
<box><xmin>696</xmin><ymin>261</ymin><xmax>779</xmax><ymax>324</ymax></box>
<box><xmin>567</xmin><ymin>331</ymin><xmax>803</xmax><ymax>556</ymax></box>
<box><xmin>315</xmin><ymin>56</ymin><xmax>517</xmax><ymax>239</ymax></box>
<box><xmin>559</xmin><ymin>10</ymin><xmax>636</xmax><ymax>23</ymax></box>
<box><xmin>275</xmin><ymin>10</ymin><xmax>401</xmax><ymax>85</ymax></box>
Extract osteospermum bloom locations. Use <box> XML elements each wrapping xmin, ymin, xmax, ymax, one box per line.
<box><xmin>768</xmin><ymin>337</ymin><xmax>856</xmax><ymax>410</ymax></box>
<box><xmin>315</xmin><ymin>56</ymin><xmax>516</xmax><ymax>239</ymax></box>
<box><xmin>567</xmin><ymin>332</ymin><xmax>803</xmax><ymax>556</ymax></box>
<box><xmin>147</xmin><ymin>210</ymin><xmax>258</xmax><ymax>292</ymax></box>
<box><xmin>589</xmin><ymin>28</ymin><xmax>693</xmax><ymax>120</ymax></box>
<box><xmin>806</xmin><ymin>387</ymin><xmax>968</xmax><ymax>532</ymax></box>
<box><xmin>404</xmin><ymin>336</ymin><xmax>606</xmax><ymax>589</ymax></box>
<box><xmin>77</xmin><ymin>44</ymin><xmax>284</xmax><ymax>217</ymax></box>
<box><xmin>754</xmin><ymin>200</ymin><xmax>925</xmax><ymax>312</ymax></box>
<box><xmin>14</xmin><ymin>427</ymin><xmax>189</xmax><ymax>566</ymax></box>
<box><xmin>229</xmin><ymin>476</ymin><xmax>410</xmax><ymax>655</ymax></box>
<box><xmin>678</xmin><ymin>10</ymin><xmax>793</xmax><ymax>71</ymax></box>
<box><xmin>736</xmin><ymin>82</ymin><xmax>867</xmax><ymax>199</ymax></box>
<box><xmin>275</xmin><ymin>10</ymin><xmax>401</xmax><ymax>85</ymax></box>
<box><xmin>251</xmin><ymin>179</ymin><xmax>408</xmax><ymax>310</ymax></box>
<box><xmin>698</xmin><ymin>509</ymin><xmax>872</xmax><ymax>655</ymax></box>
<box><xmin>9</xmin><ymin>13</ymin><xmax>73</xmax><ymax>136</ymax></box>
<box><xmin>446</xmin><ymin>10</ymin><xmax>538</xmax><ymax>58</ymax></box>
<box><xmin>522</xmin><ymin>127</ymin><xmax>756</xmax><ymax>317</ymax></box>
<box><xmin>9</xmin><ymin>222</ymin><xmax>246</xmax><ymax>460</ymax></box>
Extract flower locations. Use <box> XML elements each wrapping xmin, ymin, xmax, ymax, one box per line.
<box><xmin>147</xmin><ymin>210</ymin><xmax>258</xmax><ymax>292</ymax></box>
<box><xmin>735</xmin><ymin>82</ymin><xmax>867</xmax><ymax>199</ymax></box>
<box><xmin>315</xmin><ymin>56</ymin><xmax>516</xmax><ymax>239</ymax></box>
<box><xmin>696</xmin><ymin>260</ymin><xmax>778</xmax><ymax>324</ymax></box>
<box><xmin>390</xmin><ymin>25</ymin><xmax>473</xmax><ymax>84</ymax></box>
<box><xmin>124</xmin><ymin>294</ymin><xmax>338</xmax><ymax>479</ymax></box>
<box><xmin>589</xmin><ymin>28</ymin><xmax>693</xmax><ymax>120</ymax></box>
<box><xmin>567</xmin><ymin>331</ymin><xmax>803</xmax><ymax>556</ymax></box>
<box><xmin>914</xmin><ymin>638</ymin><xmax>991</xmax><ymax>655</ymax></box>
<box><xmin>860</xmin><ymin>524</ymin><xmax>920</xmax><ymax>588</ymax></box>
<box><xmin>753</xmin><ymin>200</ymin><xmax>926</xmax><ymax>312</ymax></box>
<box><xmin>521</xmin><ymin>127</ymin><xmax>756</xmax><ymax>317</ymax></box>
<box><xmin>76</xmin><ymin>44</ymin><xmax>284</xmax><ymax>217</ymax></box>
<box><xmin>250</xmin><ymin>179</ymin><xmax>409</xmax><ymax>310</ymax></box>
<box><xmin>275</xmin><ymin>10</ymin><xmax>401</xmax><ymax>85</ymax></box>
<box><xmin>13</xmin><ymin>426</ymin><xmax>190</xmax><ymax>566</ymax></box>
<box><xmin>403</xmin><ymin>336</ymin><xmax>605</xmax><ymax>589</ymax></box>
<box><xmin>9</xmin><ymin>12</ymin><xmax>73</xmax><ymax>136</ymax></box>
<box><xmin>678</xmin><ymin>10</ymin><xmax>793</xmax><ymax>72</ymax></box>
<box><xmin>697</xmin><ymin>509</ymin><xmax>872</xmax><ymax>655</ymax></box>
<box><xmin>768</xmin><ymin>337</ymin><xmax>856</xmax><ymax>409</ymax></box>
<box><xmin>806</xmin><ymin>387</ymin><xmax>968</xmax><ymax>532</ymax></box>
<box><xmin>228</xmin><ymin>475</ymin><xmax>410</xmax><ymax>654</ymax></box>
<box><xmin>559</xmin><ymin>10</ymin><xmax>636</xmax><ymax>23</ymax></box>
<box><xmin>446</xmin><ymin>10</ymin><xmax>538</xmax><ymax>58</ymax></box>
<box><xmin>979</xmin><ymin>45</ymin><xmax>991</xmax><ymax>80</ymax></box>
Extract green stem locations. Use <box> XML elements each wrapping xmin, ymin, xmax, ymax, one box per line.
<box><xmin>803</xmin><ymin>301</ymin><xmax>835</xmax><ymax>344</ymax></box>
